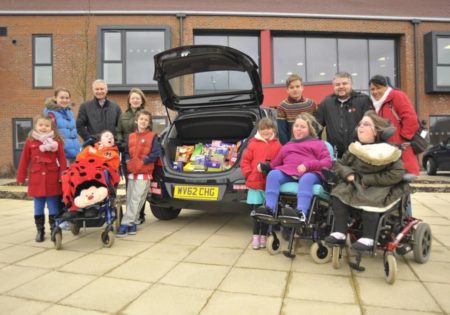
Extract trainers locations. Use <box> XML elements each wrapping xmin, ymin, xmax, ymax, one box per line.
<box><xmin>352</xmin><ymin>238</ymin><xmax>374</xmax><ymax>252</ymax></box>
<box><xmin>128</xmin><ymin>224</ymin><xmax>137</xmax><ymax>235</ymax></box>
<box><xmin>259</xmin><ymin>235</ymin><xmax>267</xmax><ymax>248</ymax></box>
<box><xmin>252</xmin><ymin>235</ymin><xmax>260</xmax><ymax>249</ymax></box>
<box><xmin>325</xmin><ymin>235</ymin><xmax>345</xmax><ymax>246</ymax></box>
<box><xmin>117</xmin><ymin>224</ymin><xmax>128</xmax><ymax>238</ymax></box>
<box><xmin>137</xmin><ymin>216</ymin><xmax>145</xmax><ymax>225</ymax></box>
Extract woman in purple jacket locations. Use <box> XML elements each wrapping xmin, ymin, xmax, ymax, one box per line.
<box><xmin>255</xmin><ymin>113</ymin><xmax>332</xmax><ymax>221</ymax></box>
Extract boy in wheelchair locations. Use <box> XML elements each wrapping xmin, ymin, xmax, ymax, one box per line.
<box><xmin>61</xmin><ymin>130</ymin><xmax>120</xmax><ymax>216</ymax></box>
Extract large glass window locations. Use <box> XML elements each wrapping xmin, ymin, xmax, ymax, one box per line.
<box><xmin>424</xmin><ymin>31</ymin><xmax>450</xmax><ymax>93</ymax></box>
<box><xmin>98</xmin><ymin>26</ymin><xmax>170</xmax><ymax>91</ymax></box>
<box><xmin>33</xmin><ymin>35</ymin><xmax>52</xmax><ymax>88</ymax></box>
<box><xmin>273</xmin><ymin>37</ymin><xmax>305</xmax><ymax>84</ymax></box>
<box><xmin>436</xmin><ymin>37</ymin><xmax>450</xmax><ymax>86</ymax></box>
<box><xmin>194</xmin><ymin>34</ymin><xmax>259</xmax><ymax>92</ymax></box>
<box><xmin>272</xmin><ymin>35</ymin><xmax>397</xmax><ymax>92</ymax></box>
<box><xmin>12</xmin><ymin>118</ymin><xmax>33</xmax><ymax>168</ymax></box>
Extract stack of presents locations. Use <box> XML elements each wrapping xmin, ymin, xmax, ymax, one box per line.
<box><xmin>173</xmin><ymin>140</ymin><xmax>242</xmax><ymax>172</ymax></box>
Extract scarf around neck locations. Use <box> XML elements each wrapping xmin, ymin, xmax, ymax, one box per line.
<box><xmin>31</xmin><ymin>130</ymin><xmax>58</xmax><ymax>152</ymax></box>
<box><xmin>371</xmin><ymin>87</ymin><xmax>392</xmax><ymax>113</ymax></box>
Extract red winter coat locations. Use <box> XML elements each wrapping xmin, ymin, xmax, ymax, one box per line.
<box><xmin>377</xmin><ymin>88</ymin><xmax>420</xmax><ymax>175</ymax></box>
<box><xmin>241</xmin><ymin>133</ymin><xmax>282</xmax><ymax>190</ymax></box>
<box><xmin>127</xmin><ymin>130</ymin><xmax>156</xmax><ymax>174</ymax></box>
<box><xmin>16</xmin><ymin>138</ymin><xmax>67</xmax><ymax>197</ymax></box>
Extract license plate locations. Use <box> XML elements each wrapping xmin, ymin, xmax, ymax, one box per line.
<box><xmin>173</xmin><ymin>185</ymin><xmax>219</xmax><ymax>201</ymax></box>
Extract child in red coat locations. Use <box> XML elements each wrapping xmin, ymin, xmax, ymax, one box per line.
<box><xmin>16</xmin><ymin>114</ymin><xmax>67</xmax><ymax>242</ymax></box>
<box><xmin>241</xmin><ymin>118</ymin><xmax>282</xmax><ymax>249</ymax></box>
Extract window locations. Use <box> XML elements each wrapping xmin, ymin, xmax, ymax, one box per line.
<box><xmin>12</xmin><ymin>118</ymin><xmax>33</xmax><ymax>168</ymax></box>
<box><xmin>194</xmin><ymin>33</ymin><xmax>259</xmax><ymax>93</ymax></box>
<box><xmin>98</xmin><ymin>26</ymin><xmax>171</xmax><ymax>91</ymax></box>
<box><xmin>33</xmin><ymin>35</ymin><xmax>52</xmax><ymax>88</ymax></box>
<box><xmin>272</xmin><ymin>35</ymin><xmax>397</xmax><ymax>92</ymax></box>
<box><xmin>425</xmin><ymin>32</ymin><xmax>450</xmax><ymax>93</ymax></box>
<box><xmin>152</xmin><ymin>116</ymin><xmax>168</xmax><ymax>135</ymax></box>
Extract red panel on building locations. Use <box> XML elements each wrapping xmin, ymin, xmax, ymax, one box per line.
<box><xmin>262</xmin><ymin>83</ymin><xmax>333</xmax><ymax>108</ymax></box>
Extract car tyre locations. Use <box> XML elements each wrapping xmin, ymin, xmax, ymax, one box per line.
<box><xmin>425</xmin><ymin>158</ymin><xmax>437</xmax><ymax>175</ymax></box>
<box><xmin>150</xmin><ymin>204</ymin><xmax>181</xmax><ymax>220</ymax></box>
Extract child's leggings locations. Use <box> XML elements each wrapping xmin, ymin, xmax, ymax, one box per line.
<box><xmin>122</xmin><ymin>178</ymin><xmax>150</xmax><ymax>226</ymax></box>
<box><xmin>34</xmin><ymin>196</ymin><xmax>60</xmax><ymax>216</ymax></box>
<box><xmin>265</xmin><ymin>170</ymin><xmax>321</xmax><ymax>214</ymax></box>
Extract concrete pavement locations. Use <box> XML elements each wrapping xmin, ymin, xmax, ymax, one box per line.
<box><xmin>0</xmin><ymin>191</ymin><xmax>449</xmax><ymax>315</ymax></box>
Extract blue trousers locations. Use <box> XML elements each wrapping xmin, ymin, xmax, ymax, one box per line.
<box><xmin>34</xmin><ymin>196</ymin><xmax>60</xmax><ymax>216</ymax></box>
<box><xmin>265</xmin><ymin>170</ymin><xmax>321</xmax><ymax>215</ymax></box>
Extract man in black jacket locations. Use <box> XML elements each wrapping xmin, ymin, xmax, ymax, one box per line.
<box><xmin>315</xmin><ymin>72</ymin><xmax>373</xmax><ymax>158</ymax></box>
<box><xmin>76</xmin><ymin>79</ymin><xmax>122</xmax><ymax>142</ymax></box>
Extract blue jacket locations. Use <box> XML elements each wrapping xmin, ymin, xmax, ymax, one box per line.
<box><xmin>44</xmin><ymin>99</ymin><xmax>81</xmax><ymax>159</ymax></box>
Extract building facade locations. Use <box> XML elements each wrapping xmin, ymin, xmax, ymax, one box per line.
<box><xmin>1</xmin><ymin>0</ymin><xmax>449</xmax><ymax>174</ymax></box>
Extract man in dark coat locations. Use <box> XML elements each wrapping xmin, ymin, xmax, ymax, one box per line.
<box><xmin>315</xmin><ymin>72</ymin><xmax>373</xmax><ymax>158</ymax></box>
<box><xmin>76</xmin><ymin>79</ymin><xmax>122</xmax><ymax>142</ymax></box>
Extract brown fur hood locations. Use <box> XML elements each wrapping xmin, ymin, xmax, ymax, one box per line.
<box><xmin>44</xmin><ymin>97</ymin><xmax>74</xmax><ymax>111</ymax></box>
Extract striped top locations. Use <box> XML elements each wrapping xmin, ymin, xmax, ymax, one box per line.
<box><xmin>276</xmin><ymin>97</ymin><xmax>316</xmax><ymax>122</ymax></box>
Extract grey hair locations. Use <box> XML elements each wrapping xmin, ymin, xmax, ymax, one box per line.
<box><xmin>333</xmin><ymin>72</ymin><xmax>353</xmax><ymax>83</ymax></box>
<box><xmin>92</xmin><ymin>79</ymin><xmax>108</xmax><ymax>89</ymax></box>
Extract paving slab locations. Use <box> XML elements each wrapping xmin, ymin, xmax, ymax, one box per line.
<box><xmin>123</xmin><ymin>284</ymin><xmax>212</xmax><ymax>315</ymax></box>
<box><xmin>0</xmin><ymin>194</ymin><xmax>449</xmax><ymax>314</ymax></box>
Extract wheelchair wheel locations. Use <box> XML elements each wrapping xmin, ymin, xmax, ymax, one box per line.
<box><xmin>53</xmin><ymin>230</ymin><xmax>62</xmax><ymax>250</ymax></box>
<box><xmin>101</xmin><ymin>230</ymin><xmax>115</xmax><ymax>248</ymax></box>
<box><xmin>384</xmin><ymin>253</ymin><xmax>397</xmax><ymax>284</ymax></box>
<box><xmin>114</xmin><ymin>200</ymin><xmax>123</xmax><ymax>234</ymax></box>
<box><xmin>70</xmin><ymin>222</ymin><xmax>80</xmax><ymax>236</ymax></box>
<box><xmin>267</xmin><ymin>234</ymin><xmax>281</xmax><ymax>255</ymax></box>
<box><xmin>310</xmin><ymin>242</ymin><xmax>331</xmax><ymax>264</ymax></box>
<box><xmin>331</xmin><ymin>246</ymin><xmax>341</xmax><ymax>269</ymax></box>
<box><xmin>413</xmin><ymin>223</ymin><xmax>432</xmax><ymax>264</ymax></box>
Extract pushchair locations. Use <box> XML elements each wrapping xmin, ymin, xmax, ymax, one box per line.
<box><xmin>52</xmin><ymin>158</ymin><xmax>122</xmax><ymax>250</ymax></box>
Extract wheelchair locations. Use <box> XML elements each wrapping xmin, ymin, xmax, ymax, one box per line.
<box><xmin>328</xmin><ymin>189</ymin><xmax>432</xmax><ymax>284</ymax></box>
<box><xmin>251</xmin><ymin>142</ymin><xmax>335</xmax><ymax>262</ymax></box>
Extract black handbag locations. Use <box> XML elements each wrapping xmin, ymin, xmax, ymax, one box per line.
<box><xmin>410</xmin><ymin>125</ymin><xmax>430</xmax><ymax>154</ymax></box>
<box><xmin>388</xmin><ymin>102</ymin><xmax>430</xmax><ymax>155</ymax></box>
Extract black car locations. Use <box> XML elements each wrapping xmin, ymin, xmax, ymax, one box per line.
<box><xmin>149</xmin><ymin>45</ymin><xmax>272</xmax><ymax>220</ymax></box>
<box><xmin>422</xmin><ymin>137</ymin><xmax>450</xmax><ymax>175</ymax></box>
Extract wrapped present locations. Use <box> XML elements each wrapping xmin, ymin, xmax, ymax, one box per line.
<box><xmin>183</xmin><ymin>162</ymin><xmax>206</xmax><ymax>172</ymax></box>
<box><xmin>190</xmin><ymin>143</ymin><xmax>204</xmax><ymax>162</ymax></box>
<box><xmin>175</xmin><ymin>145</ymin><xmax>194</xmax><ymax>162</ymax></box>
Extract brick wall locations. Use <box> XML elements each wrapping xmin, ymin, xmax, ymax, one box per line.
<box><xmin>1</xmin><ymin>14</ymin><xmax>449</xmax><ymax>173</ymax></box>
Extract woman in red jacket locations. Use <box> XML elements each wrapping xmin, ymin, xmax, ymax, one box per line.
<box><xmin>241</xmin><ymin>118</ymin><xmax>282</xmax><ymax>249</ymax></box>
<box><xmin>16</xmin><ymin>114</ymin><xmax>67</xmax><ymax>242</ymax></box>
<box><xmin>369</xmin><ymin>75</ymin><xmax>420</xmax><ymax>176</ymax></box>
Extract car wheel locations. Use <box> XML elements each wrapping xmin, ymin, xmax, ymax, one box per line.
<box><xmin>426</xmin><ymin>158</ymin><xmax>437</xmax><ymax>175</ymax></box>
<box><xmin>150</xmin><ymin>204</ymin><xmax>181</xmax><ymax>220</ymax></box>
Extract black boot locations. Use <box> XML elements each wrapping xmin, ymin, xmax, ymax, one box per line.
<box><xmin>48</xmin><ymin>215</ymin><xmax>56</xmax><ymax>240</ymax></box>
<box><xmin>34</xmin><ymin>215</ymin><xmax>45</xmax><ymax>242</ymax></box>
